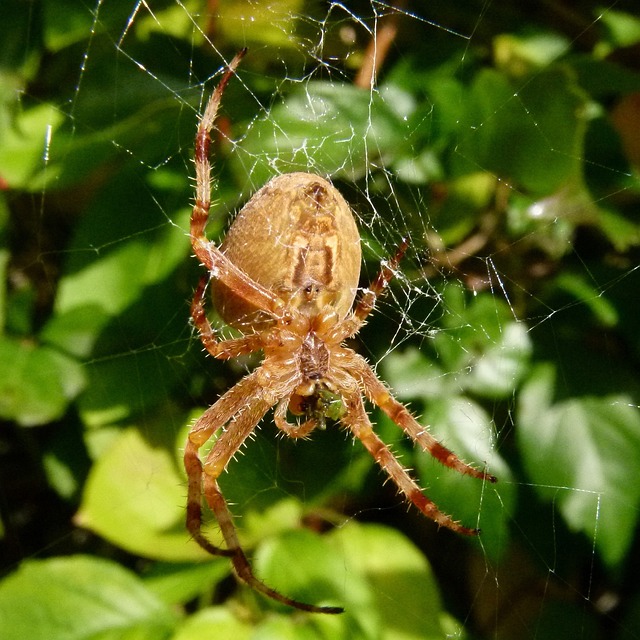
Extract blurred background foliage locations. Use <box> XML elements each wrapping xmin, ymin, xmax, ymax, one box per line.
<box><xmin>1</xmin><ymin>1</ymin><xmax>640</xmax><ymax>638</ymax></box>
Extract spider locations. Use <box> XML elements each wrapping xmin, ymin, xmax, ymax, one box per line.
<box><xmin>185</xmin><ymin>49</ymin><xmax>496</xmax><ymax>614</ymax></box>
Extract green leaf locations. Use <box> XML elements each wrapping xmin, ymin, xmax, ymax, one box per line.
<box><xmin>252</xmin><ymin>522</ymin><xmax>451</xmax><ymax>638</ymax></box>
<box><xmin>251</xmin><ymin>616</ymin><xmax>338</xmax><ymax>640</ymax></box>
<box><xmin>55</xmin><ymin>180</ymin><xmax>190</xmax><ymax>318</ymax></box>
<box><xmin>235</xmin><ymin>81</ymin><xmax>407</xmax><ymax>185</ymax></box>
<box><xmin>0</xmin><ymin>103</ymin><xmax>64</xmax><ymax>189</ymax></box>
<box><xmin>218</xmin><ymin>0</ymin><xmax>306</xmax><ymax>51</ymax></box>
<box><xmin>52</xmin><ymin>175</ymin><xmax>192</xmax><ymax>425</ymax></box>
<box><xmin>328</xmin><ymin>523</ymin><xmax>448</xmax><ymax>639</ymax></box>
<box><xmin>388</xmin><ymin>287</ymin><xmax>532</xmax><ymax>400</ymax></box>
<box><xmin>599</xmin><ymin>8</ymin><xmax>640</xmax><ymax>48</ymax></box>
<box><xmin>0</xmin><ymin>2</ymin><xmax>42</xmax><ymax>77</ymax></box>
<box><xmin>0</xmin><ymin>555</ymin><xmax>177</xmax><ymax>640</ymax></box>
<box><xmin>597</xmin><ymin>207</ymin><xmax>640</xmax><ymax>252</ymax></box>
<box><xmin>0</xmin><ymin>337</ymin><xmax>85</xmax><ymax>426</ymax></box>
<box><xmin>40</xmin><ymin>304</ymin><xmax>113</xmax><ymax>360</ymax></box>
<box><xmin>413</xmin><ymin>395</ymin><xmax>513</xmax><ymax>551</ymax></box>
<box><xmin>554</xmin><ymin>271</ymin><xmax>619</xmax><ymax>327</ymax></box>
<box><xmin>494</xmin><ymin>31</ymin><xmax>570</xmax><ymax>75</ymax></box>
<box><xmin>455</xmin><ymin>66</ymin><xmax>588</xmax><ymax>194</ymax></box>
<box><xmin>382</xmin><ymin>339</ymin><xmax>516</xmax><ymax>558</ymax></box>
<box><xmin>518</xmin><ymin>363</ymin><xmax>640</xmax><ymax>567</ymax></box>
<box><xmin>571</xmin><ymin>55</ymin><xmax>640</xmax><ymax>98</ymax></box>
<box><xmin>464</xmin><ymin>321</ymin><xmax>533</xmax><ymax>398</ymax></box>
<box><xmin>172</xmin><ymin>607</ymin><xmax>252</xmax><ymax>640</ymax></box>
<box><xmin>254</xmin><ymin>528</ymin><xmax>356</xmax><ymax>616</ymax></box>
<box><xmin>142</xmin><ymin>562</ymin><xmax>231</xmax><ymax>606</ymax></box>
<box><xmin>77</xmin><ymin>424</ymin><xmax>208</xmax><ymax>562</ymax></box>
<box><xmin>77</xmin><ymin>348</ymin><xmax>190</xmax><ymax>427</ymax></box>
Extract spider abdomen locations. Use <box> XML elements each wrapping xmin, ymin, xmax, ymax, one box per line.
<box><xmin>212</xmin><ymin>172</ymin><xmax>361</xmax><ymax>330</ymax></box>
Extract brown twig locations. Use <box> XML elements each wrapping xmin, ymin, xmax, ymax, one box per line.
<box><xmin>354</xmin><ymin>1</ymin><xmax>406</xmax><ymax>89</ymax></box>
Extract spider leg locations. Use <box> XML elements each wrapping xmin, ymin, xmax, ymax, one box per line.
<box><xmin>353</xmin><ymin>353</ymin><xmax>497</xmax><ymax>483</ymax></box>
<box><xmin>273</xmin><ymin>397</ymin><xmax>319</xmax><ymax>439</ymax></box>
<box><xmin>203</xmin><ymin>474</ymin><xmax>342</xmax><ymax>614</ymax></box>
<box><xmin>185</xmin><ymin>392</ymin><xmax>273</xmax><ymax>555</ymax></box>
<box><xmin>185</xmin><ymin>372</ymin><xmax>342</xmax><ymax>614</ymax></box>
<box><xmin>191</xmin><ymin>274</ymin><xmax>262</xmax><ymax>359</ymax></box>
<box><xmin>185</xmin><ymin>370</ymin><xmax>266</xmax><ymax>555</ymax></box>
<box><xmin>185</xmin><ymin>439</ymin><xmax>234</xmax><ymax>557</ymax></box>
<box><xmin>192</xmin><ymin>50</ymin><xmax>286</xmax><ymax>320</ymax></box>
<box><xmin>333</xmin><ymin>239</ymin><xmax>408</xmax><ymax>342</ymax></box>
<box><xmin>342</xmin><ymin>390</ymin><xmax>480</xmax><ymax>536</ymax></box>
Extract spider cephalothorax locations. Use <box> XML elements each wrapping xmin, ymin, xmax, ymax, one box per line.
<box><xmin>185</xmin><ymin>50</ymin><xmax>496</xmax><ymax>614</ymax></box>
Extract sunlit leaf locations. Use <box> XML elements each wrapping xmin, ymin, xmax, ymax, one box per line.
<box><xmin>218</xmin><ymin>0</ymin><xmax>306</xmax><ymax>51</ymax></box>
<box><xmin>518</xmin><ymin>363</ymin><xmax>640</xmax><ymax>567</ymax></box>
<box><xmin>0</xmin><ymin>556</ymin><xmax>177</xmax><ymax>640</ymax></box>
<box><xmin>329</xmin><ymin>523</ymin><xmax>448</xmax><ymax>639</ymax></box>
<box><xmin>143</xmin><ymin>562</ymin><xmax>232</xmax><ymax>606</ymax></box>
<box><xmin>77</xmin><ymin>424</ymin><xmax>208</xmax><ymax>562</ymax></box>
<box><xmin>235</xmin><ymin>81</ymin><xmax>407</xmax><ymax>185</ymax></box>
<box><xmin>172</xmin><ymin>607</ymin><xmax>252</xmax><ymax>640</ymax></box>
<box><xmin>254</xmin><ymin>528</ymin><xmax>357</xmax><ymax>615</ymax></box>
<box><xmin>494</xmin><ymin>31</ymin><xmax>570</xmax><ymax>76</ymax></box>
<box><xmin>0</xmin><ymin>104</ymin><xmax>64</xmax><ymax>189</ymax></box>
<box><xmin>599</xmin><ymin>8</ymin><xmax>640</xmax><ymax>48</ymax></box>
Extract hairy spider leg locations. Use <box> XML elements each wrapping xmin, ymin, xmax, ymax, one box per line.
<box><xmin>185</xmin><ymin>373</ymin><xmax>343</xmax><ymax>614</ymax></box>
<box><xmin>190</xmin><ymin>274</ymin><xmax>263</xmax><ymax>358</ymax></box>
<box><xmin>201</xmin><ymin>474</ymin><xmax>343</xmax><ymax>614</ymax></box>
<box><xmin>191</xmin><ymin>48</ymin><xmax>286</xmax><ymax>321</ymax></box>
<box><xmin>273</xmin><ymin>398</ymin><xmax>319</xmax><ymax>438</ymax></box>
<box><xmin>184</xmin><ymin>441</ymin><xmax>234</xmax><ymax>558</ymax></box>
<box><xmin>186</xmin><ymin>371</ymin><xmax>265</xmax><ymax>555</ymax></box>
<box><xmin>332</xmin><ymin>239</ymin><xmax>408</xmax><ymax>343</ymax></box>
<box><xmin>341</xmin><ymin>387</ymin><xmax>479</xmax><ymax>536</ymax></box>
<box><xmin>329</xmin><ymin>238</ymin><xmax>495</xmax><ymax>533</ymax></box>
<box><xmin>353</xmin><ymin>353</ymin><xmax>497</xmax><ymax>486</ymax></box>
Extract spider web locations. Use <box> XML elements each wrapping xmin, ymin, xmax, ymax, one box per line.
<box><xmin>2</xmin><ymin>1</ymin><xmax>640</xmax><ymax>638</ymax></box>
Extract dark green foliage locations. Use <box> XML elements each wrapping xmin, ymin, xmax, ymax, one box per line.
<box><xmin>1</xmin><ymin>1</ymin><xmax>640</xmax><ymax>638</ymax></box>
